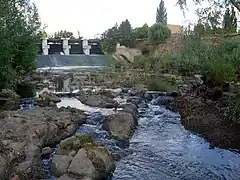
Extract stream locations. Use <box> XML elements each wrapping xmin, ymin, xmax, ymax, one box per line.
<box><xmin>56</xmin><ymin>94</ymin><xmax>240</xmax><ymax>180</ymax></box>
<box><xmin>31</xmin><ymin>65</ymin><xmax>240</xmax><ymax>180</ymax></box>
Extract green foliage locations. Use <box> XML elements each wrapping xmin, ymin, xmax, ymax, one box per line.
<box><xmin>194</xmin><ymin>21</ymin><xmax>206</xmax><ymax>37</ymax></box>
<box><xmin>0</xmin><ymin>0</ymin><xmax>41</xmax><ymax>90</ymax></box>
<box><xmin>146</xmin><ymin>75</ymin><xmax>176</xmax><ymax>92</ymax></box>
<box><xmin>223</xmin><ymin>7</ymin><xmax>237</xmax><ymax>32</ymax></box>
<box><xmin>101</xmin><ymin>20</ymin><xmax>136</xmax><ymax>53</ymax></box>
<box><xmin>118</xmin><ymin>19</ymin><xmax>135</xmax><ymax>47</ymax></box>
<box><xmin>148</xmin><ymin>23</ymin><xmax>171</xmax><ymax>44</ymax></box>
<box><xmin>134</xmin><ymin>24</ymin><xmax>149</xmax><ymax>39</ymax></box>
<box><xmin>156</xmin><ymin>0</ymin><xmax>167</xmax><ymax>24</ymax></box>
<box><xmin>101</xmin><ymin>24</ymin><xmax>119</xmax><ymax>53</ymax></box>
<box><xmin>54</xmin><ymin>30</ymin><xmax>75</xmax><ymax>39</ymax></box>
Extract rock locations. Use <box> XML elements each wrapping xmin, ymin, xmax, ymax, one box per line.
<box><xmin>166</xmin><ymin>91</ymin><xmax>179</xmax><ymax>97</ymax></box>
<box><xmin>41</xmin><ymin>147</ymin><xmax>53</xmax><ymax>156</ymax></box>
<box><xmin>57</xmin><ymin>174</ymin><xmax>75</xmax><ymax>180</ymax></box>
<box><xmin>77</xmin><ymin>94</ymin><xmax>118</xmax><ymax>108</ymax></box>
<box><xmin>36</xmin><ymin>91</ymin><xmax>61</xmax><ymax>107</ymax></box>
<box><xmin>0</xmin><ymin>89</ymin><xmax>20</xmax><ymax>110</ymax></box>
<box><xmin>121</xmin><ymin>103</ymin><xmax>138</xmax><ymax>120</ymax></box>
<box><xmin>52</xmin><ymin>155</ymin><xmax>72</xmax><ymax>177</ymax></box>
<box><xmin>68</xmin><ymin>147</ymin><xmax>114</xmax><ymax>179</ymax></box>
<box><xmin>103</xmin><ymin>112</ymin><xmax>137</xmax><ymax>143</ymax></box>
<box><xmin>126</xmin><ymin>96</ymin><xmax>142</xmax><ymax>106</ymax></box>
<box><xmin>152</xmin><ymin>96</ymin><xmax>172</xmax><ymax>106</ymax></box>
<box><xmin>59</xmin><ymin>135</ymin><xmax>94</xmax><ymax>155</ymax></box>
<box><xmin>99</xmin><ymin>89</ymin><xmax>117</xmax><ymax>98</ymax></box>
<box><xmin>10</xmin><ymin>175</ymin><xmax>20</xmax><ymax>180</ymax></box>
<box><xmin>0</xmin><ymin>107</ymin><xmax>86</xmax><ymax>179</ymax></box>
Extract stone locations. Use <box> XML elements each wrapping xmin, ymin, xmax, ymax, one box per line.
<box><xmin>121</xmin><ymin>103</ymin><xmax>138</xmax><ymax>120</ymax></box>
<box><xmin>57</xmin><ymin>174</ymin><xmax>74</xmax><ymax>180</ymax></box>
<box><xmin>0</xmin><ymin>106</ymin><xmax>86</xmax><ymax>178</ymax></box>
<box><xmin>10</xmin><ymin>175</ymin><xmax>20</xmax><ymax>180</ymax></box>
<box><xmin>68</xmin><ymin>146</ymin><xmax>114</xmax><ymax>179</ymax></box>
<box><xmin>77</xmin><ymin>94</ymin><xmax>118</xmax><ymax>108</ymax></box>
<box><xmin>68</xmin><ymin>149</ymin><xmax>96</xmax><ymax>178</ymax></box>
<box><xmin>152</xmin><ymin>96</ymin><xmax>172</xmax><ymax>106</ymax></box>
<box><xmin>103</xmin><ymin>111</ymin><xmax>137</xmax><ymax>142</ymax></box>
<box><xmin>0</xmin><ymin>89</ymin><xmax>20</xmax><ymax>110</ymax></box>
<box><xmin>52</xmin><ymin>155</ymin><xmax>72</xmax><ymax>176</ymax></box>
<box><xmin>41</xmin><ymin>147</ymin><xmax>53</xmax><ymax>156</ymax></box>
<box><xmin>36</xmin><ymin>91</ymin><xmax>61</xmax><ymax>107</ymax></box>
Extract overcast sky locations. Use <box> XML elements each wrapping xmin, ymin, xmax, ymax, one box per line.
<box><xmin>34</xmin><ymin>0</ymin><xmax>198</xmax><ymax>38</ymax></box>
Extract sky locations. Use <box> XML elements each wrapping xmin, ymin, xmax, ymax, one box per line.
<box><xmin>34</xmin><ymin>0</ymin><xmax>198</xmax><ymax>38</ymax></box>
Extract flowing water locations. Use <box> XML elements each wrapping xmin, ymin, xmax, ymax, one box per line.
<box><xmin>54</xmin><ymin>94</ymin><xmax>240</xmax><ymax>180</ymax></box>
<box><xmin>35</xmin><ymin>65</ymin><xmax>240</xmax><ymax>180</ymax></box>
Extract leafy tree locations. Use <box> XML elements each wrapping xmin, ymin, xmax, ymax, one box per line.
<box><xmin>148</xmin><ymin>23</ymin><xmax>171</xmax><ymax>44</ymax></box>
<box><xmin>101</xmin><ymin>24</ymin><xmax>119</xmax><ymax>52</ymax></box>
<box><xmin>156</xmin><ymin>0</ymin><xmax>167</xmax><ymax>24</ymax></box>
<box><xmin>118</xmin><ymin>19</ymin><xmax>135</xmax><ymax>47</ymax></box>
<box><xmin>177</xmin><ymin>0</ymin><xmax>240</xmax><ymax>12</ymax></box>
<box><xmin>194</xmin><ymin>21</ymin><xmax>206</xmax><ymax>37</ymax></box>
<box><xmin>223</xmin><ymin>7</ymin><xmax>237</xmax><ymax>32</ymax></box>
<box><xmin>133</xmin><ymin>23</ymin><xmax>149</xmax><ymax>39</ymax></box>
<box><xmin>0</xmin><ymin>0</ymin><xmax>41</xmax><ymax>89</ymax></box>
<box><xmin>54</xmin><ymin>30</ymin><xmax>75</xmax><ymax>39</ymax></box>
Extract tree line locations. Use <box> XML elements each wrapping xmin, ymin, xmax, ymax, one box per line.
<box><xmin>101</xmin><ymin>0</ymin><xmax>170</xmax><ymax>53</ymax></box>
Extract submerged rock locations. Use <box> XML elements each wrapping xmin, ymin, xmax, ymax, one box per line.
<box><xmin>0</xmin><ymin>89</ymin><xmax>20</xmax><ymax>110</ymax></box>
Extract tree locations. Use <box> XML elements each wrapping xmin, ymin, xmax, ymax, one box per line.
<box><xmin>118</xmin><ymin>19</ymin><xmax>135</xmax><ymax>47</ymax></box>
<box><xmin>133</xmin><ymin>23</ymin><xmax>149</xmax><ymax>39</ymax></box>
<box><xmin>156</xmin><ymin>0</ymin><xmax>167</xmax><ymax>24</ymax></box>
<box><xmin>194</xmin><ymin>21</ymin><xmax>206</xmax><ymax>37</ymax></box>
<box><xmin>148</xmin><ymin>23</ymin><xmax>171</xmax><ymax>44</ymax></box>
<box><xmin>54</xmin><ymin>30</ymin><xmax>75</xmax><ymax>39</ymax></box>
<box><xmin>177</xmin><ymin>0</ymin><xmax>240</xmax><ymax>13</ymax></box>
<box><xmin>101</xmin><ymin>24</ymin><xmax>119</xmax><ymax>52</ymax></box>
<box><xmin>0</xmin><ymin>0</ymin><xmax>41</xmax><ymax>89</ymax></box>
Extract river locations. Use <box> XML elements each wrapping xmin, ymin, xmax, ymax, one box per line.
<box><xmin>56</xmin><ymin>95</ymin><xmax>240</xmax><ymax>180</ymax></box>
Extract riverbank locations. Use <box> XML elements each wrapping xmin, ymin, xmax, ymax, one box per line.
<box><xmin>171</xmin><ymin>83</ymin><xmax>240</xmax><ymax>151</ymax></box>
<box><xmin>0</xmin><ymin>70</ymin><xmax>240</xmax><ymax>179</ymax></box>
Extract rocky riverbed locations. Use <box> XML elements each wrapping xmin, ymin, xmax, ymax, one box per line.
<box><xmin>0</xmin><ymin>70</ymin><xmax>240</xmax><ymax>180</ymax></box>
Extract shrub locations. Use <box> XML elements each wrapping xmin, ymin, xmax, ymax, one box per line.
<box><xmin>0</xmin><ymin>1</ymin><xmax>41</xmax><ymax>90</ymax></box>
<box><xmin>148</xmin><ymin>23</ymin><xmax>171</xmax><ymax>44</ymax></box>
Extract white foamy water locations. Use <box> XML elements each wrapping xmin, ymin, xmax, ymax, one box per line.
<box><xmin>57</xmin><ymin>97</ymin><xmax>118</xmax><ymax>115</ymax></box>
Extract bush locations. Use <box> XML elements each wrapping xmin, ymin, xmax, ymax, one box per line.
<box><xmin>148</xmin><ymin>23</ymin><xmax>171</xmax><ymax>44</ymax></box>
<box><xmin>174</xmin><ymin>36</ymin><xmax>240</xmax><ymax>85</ymax></box>
<box><xmin>0</xmin><ymin>1</ymin><xmax>41</xmax><ymax>90</ymax></box>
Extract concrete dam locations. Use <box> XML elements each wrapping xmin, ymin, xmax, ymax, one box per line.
<box><xmin>37</xmin><ymin>38</ymin><xmax>108</xmax><ymax>68</ymax></box>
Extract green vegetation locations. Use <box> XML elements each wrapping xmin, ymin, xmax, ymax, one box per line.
<box><xmin>0</xmin><ymin>0</ymin><xmax>41</xmax><ymax>90</ymax></box>
<box><xmin>133</xmin><ymin>35</ymin><xmax>240</xmax><ymax>86</ymax></box>
<box><xmin>148</xmin><ymin>23</ymin><xmax>171</xmax><ymax>44</ymax></box>
<box><xmin>134</xmin><ymin>24</ymin><xmax>149</xmax><ymax>39</ymax></box>
<box><xmin>156</xmin><ymin>0</ymin><xmax>167</xmax><ymax>24</ymax></box>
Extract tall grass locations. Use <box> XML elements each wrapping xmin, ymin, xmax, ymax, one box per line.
<box><xmin>133</xmin><ymin>35</ymin><xmax>240</xmax><ymax>86</ymax></box>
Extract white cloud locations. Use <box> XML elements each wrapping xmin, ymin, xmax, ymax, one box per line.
<box><xmin>34</xmin><ymin>0</ymin><xmax>198</xmax><ymax>38</ymax></box>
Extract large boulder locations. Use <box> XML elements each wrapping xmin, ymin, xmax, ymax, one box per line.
<box><xmin>0</xmin><ymin>107</ymin><xmax>86</xmax><ymax>179</ymax></box>
<box><xmin>103</xmin><ymin>111</ymin><xmax>137</xmax><ymax>144</ymax></box>
<box><xmin>0</xmin><ymin>89</ymin><xmax>20</xmax><ymax>110</ymax></box>
<box><xmin>68</xmin><ymin>147</ymin><xmax>115</xmax><ymax>179</ymax></box>
<box><xmin>53</xmin><ymin>144</ymin><xmax>115</xmax><ymax>180</ymax></box>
